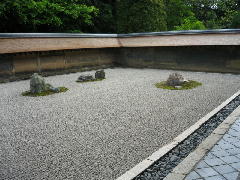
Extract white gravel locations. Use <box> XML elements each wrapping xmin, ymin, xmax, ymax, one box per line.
<box><xmin>0</xmin><ymin>68</ymin><xmax>240</xmax><ymax>180</ymax></box>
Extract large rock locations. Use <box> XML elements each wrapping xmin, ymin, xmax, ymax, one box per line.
<box><xmin>77</xmin><ymin>74</ymin><xmax>94</xmax><ymax>82</ymax></box>
<box><xmin>30</xmin><ymin>73</ymin><xmax>59</xmax><ymax>93</ymax></box>
<box><xmin>95</xmin><ymin>70</ymin><xmax>105</xmax><ymax>79</ymax></box>
<box><xmin>30</xmin><ymin>73</ymin><xmax>48</xmax><ymax>93</ymax></box>
<box><xmin>166</xmin><ymin>73</ymin><xmax>185</xmax><ymax>86</ymax></box>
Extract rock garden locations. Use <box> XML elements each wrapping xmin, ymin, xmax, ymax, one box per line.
<box><xmin>1</xmin><ymin>68</ymin><xmax>240</xmax><ymax>180</ymax></box>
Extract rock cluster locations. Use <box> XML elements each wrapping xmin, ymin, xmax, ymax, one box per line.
<box><xmin>77</xmin><ymin>70</ymin><xmax>105</xmax><ymax>82</ymax></box>
<box><xmin>77</xmin><ymin>74</ymin><xmax>94</xmax><ymax>82</ymax></box>
<box><xmin>166</xmin><ymin>73</ymin><xmax>187</xmax><ymax>86</ymax></box>
<box><xmin>30</xmin><ymin>73</ymin><xmax>59</xmax><ymax>93</ymax></box>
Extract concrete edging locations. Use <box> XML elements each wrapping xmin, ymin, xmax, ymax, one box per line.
<box><xmin>164</xmin><ymin>103</ymin><xmax>240</xmax><ymax>180</ymax></box>
<box><xmin>116</xmin><ymin>90</ymin><xmax>240</xmax><ymax>180</ymax></box>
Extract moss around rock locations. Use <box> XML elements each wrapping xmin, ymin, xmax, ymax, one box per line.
<box><xmin>155</xmin><ymin>80</ymin><xmax>202</xmax><ymax>90</ymax></box>
<box><xmin>22</xmin><ymin>87</ymin><xmax>68</xmax><ymax>97</ymax></box>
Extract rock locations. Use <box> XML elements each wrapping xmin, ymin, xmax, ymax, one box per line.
<box><xmin>30</xmin><ymin>73</ymin><xmax>48</xmax><ymax>93</ymax></box>
<box><xmin>166</xmin><ymin>73</ymin><xmax>185</xmax><ymax>86</ymax></box>
<box><xmin>170</xmin><ymin>155</ymin><xmax>179</xmax><ymax>162</ymax></box>
<box><xmin>45</xmin><ymin>83</ymin><xmax>59</xmax><ymax>92</ymax></box>
<box><xmin>95</xmin><ymin>70</ymin><xmax>105</xmax><ymax>79</ymax></box>
<box><xmin>45</xmin><ymin>83</ymin><xmax>54</xmax><ymax>90</ymax></box>
<box><xmin>49</xmin><ymin>87</ymin><xmax>60</xmax><ymax>93</ymax></box>
<box><xmin>77</xmin><ymin>74</ymin><xmax>94</xmax><ymax>82</ymax></box>
<box><xmin>30</xmin><ymin>73</ymin><xmax>59</xmax><ymax>94</ymax></box>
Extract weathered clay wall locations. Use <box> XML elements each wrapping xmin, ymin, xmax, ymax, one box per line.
<box><xmin>1</xmin><ymin>30</ymin><xmax>240</xmax><ymax>82</ymax></box>
<box><xmin>1</xmin><ymin>33</ymin><xmax>240</xmax><ymax>54</ymax></box>
<box><xmin>119</xmin><ymin>34</ymin><xmax>240</xmax><ymax>47</ymax></box>
<box><xmin>0</xmin><ymin>48</ymin><xmax>117</xmax><ymax>78</ymax></box>
<box><xmin>116</xmin><ymin>46</ymin><xmax>240</xmax><ymax>73</ymax></box>
<box><xmin>0</xmin><ymin>37</ymin><xmax>120</xmax><ymax>54</ymax></box>
<box><xmin>1</xmin><ymin>45</ymin><xmax>240</xmax><ymax>81</ymax></box>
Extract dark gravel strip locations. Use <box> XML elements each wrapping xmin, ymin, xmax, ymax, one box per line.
<box><xmin>134</xmin><ymin>95</ymin><xmax>240</xmax><ymax>180</ymax></box>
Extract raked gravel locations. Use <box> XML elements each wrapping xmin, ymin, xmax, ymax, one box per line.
<box><xmin>0</xmin><ymin>68</ymin><xmax>240</xmax><ymax>180</ymax></box>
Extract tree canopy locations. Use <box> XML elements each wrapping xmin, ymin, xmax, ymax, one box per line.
<box><xmin>117</xmin><ymin>0</ymin><xmax>167</xmax><ymax>33</ymax></box>
<box><xmin>0</xmin><ymin>0</ymin><xmax>98</xmax><ymax>32</ymax></box>
<box><xmin>0</xmin><ymin>0</ymin><xmax>239</xmax><ymax>33</ymax></box>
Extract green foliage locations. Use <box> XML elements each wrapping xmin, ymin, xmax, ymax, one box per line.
<box><xmin>155</xmin><ymin>80</ymin><xmax>202</xmax><ymax>90</ymax></box>
<box><xmin>22</xmin><ymin>87</ymin><xmax>68</xmax><ymax>96</ymax></box>
<box><xmin>231</xmin><ymin>11</ymin><xmax>240</xmax><ymax>28</ymax></box>
<box><xmin>164</xmin><ymin>0</ymin><xmax>192</xmax><ymax>30</ymax></box>
<box><xmin>184</xmin><ymin>0</ymin><xmax>240</xmax><ymax>29</ymax></box>
<box><xmin>117</xmin><ymin>0</ymin><xmax>167</xmax><ymax>33</ymax></box>
<box><xmin>0</xmin><ymin>0</ymin><xmax>98</xmax><ymax>32</ymax></box>
<box><xmin>87</xmin><ymin>0</ymin><xmax>117</xmax><ymax>33</ymax></box>
<box><xmin>0</xmin><ymin>0</ymin><xmax>239</xmax><ymax>33</ymax></box>
<box><xmin>174</xmin><ymin>16</ymin><xmax>206</xmax><ymax>30</ymax></box>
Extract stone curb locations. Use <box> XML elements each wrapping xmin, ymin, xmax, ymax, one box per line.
<box><xmin>164</xmin><ymin>104</ymin><xmax>240</xmax><ymax>180</ymax></box>
<box><xmin>116</xmin><ymin>90</ymin><xmax>240</xmax><ymax>180</ymax></box>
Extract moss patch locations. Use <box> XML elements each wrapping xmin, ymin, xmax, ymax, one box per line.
<box><xmin>76</xmin><ymin>78</ymin><xmax>105</xmax><ymax>83</ymax></box>
<box><xmin>155</xmin><ymin>80</ymin><xmax>202</xmax><ymax>90</ymax></box>
<box><xmin>22</xmin><ymin>87</ymin><xmax>68</xmax><ymax>97</ymax></box>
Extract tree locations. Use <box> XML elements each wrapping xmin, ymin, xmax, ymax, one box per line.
<box><xmin>231</xmin><ymin>11</ymin><xmax>240</xmax><ymax>28</ymax></box>
<box><xmin>174</xmin><ymin>15</ymin><xmax>206</xmax><ymax>30</ymax></box>
<box><xmin>164</xmin><ymin>0</ymin><xmax>192</xmax><ymax>30</ymax></box>
<box><xmin>1</xmin><ymin>0</ymin><xmax>239</xmax><ymax>33</ymax></box>
<box><xmin>0</xmin><ymin>0</ymin><xmax>98</xmax><ymax>32</ymax></box>
<box><xmin>85</xmin><ymin>0</ymin><xmax>117</xmax><ymax>33</ymax></box>
<box><xmin>184</xmin><ymin>0</ymin><xmax>240</xmax><ymax>29</ymax></box>
<box><xmin>117</xmin><ymin>0</ymin><xmax>167</xmax><ymax>33</ymax></box>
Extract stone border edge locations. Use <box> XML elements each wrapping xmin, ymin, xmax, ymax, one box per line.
<box><xmin>116</xmin><ymin>89</ymin><xmax>240</xmax><ymax>180</ymax></box>
<box><xmin>164</xmin><ymin>103</ymin><xmax>240</xmax><ymax>180</ymax></box>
